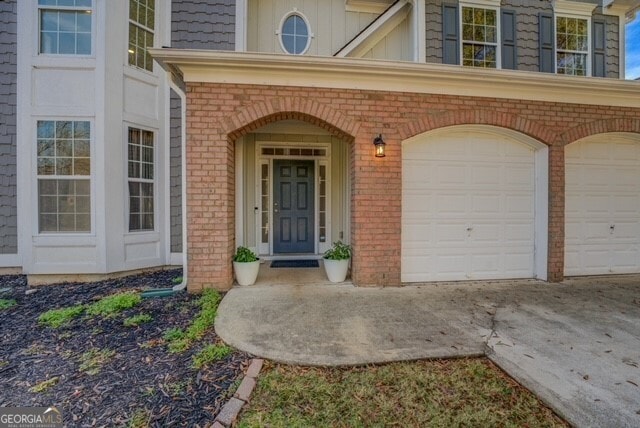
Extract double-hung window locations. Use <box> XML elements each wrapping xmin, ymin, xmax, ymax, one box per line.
<box><xmin>128</xmin><ymin>0</ymin><xmax>155</xmax><ymax>71</ymax></box>
<box><xmin>555</xmin><ymin>16</ymin><xmax>589</xmax><ymax>76</ymax></box>
<box><xmin>37</xmin><ymin>121</ymin><xmax>91</xmax><ymax>233</ymax></box>
<box><xmin>38</xmin><ymin>0</ymin><xmax>92</xmax><ymax>55</ymax></box>
<box><xmin>461</xmin><ymin>6</ymin><xmax>498</xmax><ymax>68</ymax></box>
<box><xmin>127</xmin><ymin>127</ymin><xmax>154</xmax><ymax>232</ymax></box>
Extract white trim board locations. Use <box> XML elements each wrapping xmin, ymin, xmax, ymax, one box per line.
<box><xmin>0</xmin><ymin>254</ymin><xmax>21</xmax><ymax>268</ymax></box>
<box><xmin>150</xmin><ymin>50</ymin><xmax>640</xmax><ymax>108</ymax></box>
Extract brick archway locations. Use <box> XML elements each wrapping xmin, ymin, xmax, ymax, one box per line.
<box><xmin>222</xmin><ymin>97</ymin><xmax>359</xmax><ymax>143</ymax></box>
<box><xmin>398</xmin><ymin>110</ymin><xmax>555</xmax><ymax>145</ymax></box>
<box><xmin>560</xmin><ymin>118</ymin><xmax>640</xmax><ymax>145</ymax></box>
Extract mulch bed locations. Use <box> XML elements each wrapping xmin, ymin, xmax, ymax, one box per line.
<box><xmin>0</xmin><ymin>269</ymin><xmax>250</xmax><ymax>427</ymax></box>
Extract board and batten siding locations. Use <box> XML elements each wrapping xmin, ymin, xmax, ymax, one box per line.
<box><xmin>247</xmin><ymin>0</ymin><xmax>410</xmax><ymax>59</ymax></box>
<box><xmin>0</xmin><ymin>0</ymin><xmax>17</xmax><ymax>256</ymax></box>
<box><xmin>361</xmin><ymin>16</ymin><xmax>412</xmax><ymax>61</ymax></box>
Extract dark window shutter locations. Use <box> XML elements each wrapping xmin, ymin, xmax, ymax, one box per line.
<box><xmin>592</xmin><ymin>19</ymin><xmax>606</xmax><ymax>77</ymax></box>
<box><xmin>501</xmin><ymin>10</ymin><xmax>517</xmax><ymax>70</ymax></box>
<box><xmin>539</xmin><ymin>12</ymin><xmax>555</xmax><ymax>73</ymax></box>
<box><xmin>442</xmin><ymin>4</ymin><xmax>459</xmax><ymax>65</ymax></box>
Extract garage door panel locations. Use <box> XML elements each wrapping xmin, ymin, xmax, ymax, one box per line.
<box><xmin>470</xmin><ymin>254</ymin><xmax>501</xmax><ymax>276</ymax></box>
<box><xmin>613</xmin><ymin>223</ymin><xmax>640</xmax><ymax>241</ymax></box>
<box><xmin>504</xmin><ymin>223</ymin><xmax>535</xmax><ymax>242</ymax></box>
<box><xmin>402</xmin><ymin>130</ymin><xmax>537</xmax><ymax>282</ymax></box>
<box><xmin>471</xmin><ymin>166</ymin><xmax>500</xmax><ymax>185</ymax></box>
<box><xmin>471</xmin><ymin>194</ymin><xmax>501</xmax><ymax>214</ymax></box>
<box><xmin>612</xmin><ymin>168</ymin><xmax>639</xmax><ymax>186</ymax></box>
<box><xmin>436</xmin><ymin>164</ymin><xmax>467</xmax><ymax>186</ymax></box>
<box><xmin>437</xmin><ymin>194</ymin><xmax>467</xmax><ymax>214</ymax></box>
<box><xmin>581</xmin><ymin>195</ymin><xmax>611</xmax><ymax>214</ymax></box>
<box><xmin>504</xmin><ymin>166</ymin><xmax>534</xmax><ymax>185</ymax></box>
<box><xmin>505</xmin><ymin>194</ymin><xmax>534</xmax><ymax>214</ymax></box>
<box><xmin>584</xmin><ymin>222</ymin><xmax>613</xmax><ymax>241</ymax></box>
<box><xmin>503</xmin><ymin>252</ymin><xmax>535</xmax><ymax>275</ymax></box>
<box><xmin>611</xmin><ymin>142</ymin><xmax>640</xmax><ymax>161</ymax></box>
<box><xmin>611</xmin><ymin>247</ymin><xmax>640</xmax><ymax>271</ymax></box>
<box><xmin>610</xmin><ymin>195</ymin><xmax>640</xmax><ymax>213</ymax></box>
<box><xmin>565</xmin><ymin>135</ymin><xmax>640</xmax><ymax>276</ymax></box>
<box><xmin>470</xmin><ymin>224</ymin><xmax>501</xmax><ymax>243</ymax></box>
<box><xmin>433</xmin><ymin>224</ymin><xmax>467</xmax><ymax>245</ymax></box>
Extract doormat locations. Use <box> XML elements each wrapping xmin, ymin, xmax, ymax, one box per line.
<box><xmin>270</xmin><ymin>260</ymin><xmax>320</xmax><ymax>268</ymax></box>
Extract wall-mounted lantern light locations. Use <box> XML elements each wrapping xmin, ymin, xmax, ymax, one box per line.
<box><xmin>373</xmin><ymin>134</ymin><xmax>386</xmax><ymax>158</ymax></box>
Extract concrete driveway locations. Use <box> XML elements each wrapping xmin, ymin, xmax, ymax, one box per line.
<box><xmin>216</xmin><ymin>275</ymin><xmax>640</xmax><ymax>427</ymax></box>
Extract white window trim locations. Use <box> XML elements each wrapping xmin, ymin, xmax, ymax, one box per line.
<box><xmin>554</xmin><ymin>14</ymin><xmax>592</xmax><ymax>76</ymax></box>
<box><xmin>36</xmin><ymin>0</ymin><xmax>95</xmax><ymax>57</ymax></box>
<box><xmin>276</xmin><ymin>9</ymin><xmax>314</xmax><ymax>55</ymax></box>
<box><xmin>552</xmin><ymin>0</ymin><xmax>596</xmax><ymax>77</ymax></box>
<box><xmin>125</xmin><ymin>125</ymin><xmax>157</xmax><ymax>234</ymax></box>
<box><xmin>459</xmin><ymin>3</ymin><xmax>501</xmax><ymax>69</ymax></box>
<box><xmin>127</xmin><ymin>0</ymin><xmax>157</xmax><ymax>72</ymax></box>
<box><xmin>33</xmin><ymin>118</ymin><xmax>95</xmax><ymax>237</ymax></box>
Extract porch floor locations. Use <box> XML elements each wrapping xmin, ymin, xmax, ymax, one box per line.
<box><xmin>243</xmin><ymin>260</ymin><xmax>352</xmax><ymax>287</ymax></box>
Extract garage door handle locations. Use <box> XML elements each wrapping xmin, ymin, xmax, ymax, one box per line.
<box><xmin>610</xmin><ymin>225</ymin><xmax>615</xmax><ymax>232</ymax></box>
<box><xmin>466</xmin><ymin>227</ymin><xmax>473</xmax><ymax>231</ymax></box>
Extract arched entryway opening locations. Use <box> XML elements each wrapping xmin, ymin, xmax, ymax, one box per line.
<box><xmin>233</xmin><ymin>118</ymin><xmax>352</xmax><ymax>260</ymax></box>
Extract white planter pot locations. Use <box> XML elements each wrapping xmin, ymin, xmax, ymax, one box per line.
<box><xmin>233</xmin><ymin>260</ymin><xmax>260</xmax><ymax>286</ymax></box>
<box><xmin>323</xmin><ymin>258</ymin><xmax>350</xmax><ymax>283</ymax></box>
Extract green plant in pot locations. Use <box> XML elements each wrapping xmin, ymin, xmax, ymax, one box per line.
<box><xmin>233</xmin><ymin>246</ymin><xmax>260</xmax><ymax>286</ymax></box>
<box><xmin>323</xmin><ymin>241</ymin><xmax>351</xmax><ymax>283</ymax></box>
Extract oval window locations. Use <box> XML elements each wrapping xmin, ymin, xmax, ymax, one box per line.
<box><xmin>280</xmin><ymin>14</ymin><xmax>310</xmax><ymax>55</ymax></box>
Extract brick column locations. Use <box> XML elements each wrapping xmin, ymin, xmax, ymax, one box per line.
<box><xmin>186</xmin><ymin>85</ymin><xmax>235</xmax><ymax>292</ymax></box>
<box><xmin>350</xmin><ymin>134</ymin><xmax>402</xmax><ymax>286</ymax></box>
<box><xmin>547</xmin><ymin>143</ymin><xmax>564</xmax><ymax>282</ymax></box>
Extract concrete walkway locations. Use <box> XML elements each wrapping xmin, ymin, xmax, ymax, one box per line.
<box><xmin>216</xmin><ymin>275</ymin><xmax>640</xmax><ymax>428</ymax></box>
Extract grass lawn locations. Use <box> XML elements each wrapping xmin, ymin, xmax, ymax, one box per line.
<box><xmin>238</xmin><ymin>358</ymin><xmax>567</xmax><ymax>428</ymax></box>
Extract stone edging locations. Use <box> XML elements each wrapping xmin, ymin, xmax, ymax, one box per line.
<box><xmin>213</xmin><ymin>358</ymin><xmax>264</xmax><ymax>427</ymax></box>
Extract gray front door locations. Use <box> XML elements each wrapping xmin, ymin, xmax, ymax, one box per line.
<box><xmin>273</xmin><ymin>160</ymin><xmax>315</xmax><ymax>253</ymax></box>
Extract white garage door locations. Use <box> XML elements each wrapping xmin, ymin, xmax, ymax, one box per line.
<box><xmin>402</xmin><ymin>129</ymin><xmax>536</xmax><ymax>282</ymax></box>
<box><xmin>565</xmin><ymin>135</ymin><xmax>640</xmax><ymax>276</ymax></box>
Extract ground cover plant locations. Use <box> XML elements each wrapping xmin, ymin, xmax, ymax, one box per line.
<box><xmin>0</xmin><ymin>270</ymin><xmax>249</xmax><ymax>426</ymax></box>
<box><xmin>238</xmin><ymin>359</ymin><xmax>568</xmax><ymax>428</ymax></box>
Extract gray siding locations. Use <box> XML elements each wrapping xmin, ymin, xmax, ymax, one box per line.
<box><xmin>171</xmin><ymin>0</ymin><xmax>236</xmax><ymax>50</ymax></box>
<box><xmin>598</xmin><ymin>9</ymin><xmax>619</xmax><ymax>79</ymax></box>
<box><xmin>170</xmin><ymin>91</ymin><xmax>182</xmax><ymax>253</ymax></box>
<box><xmin>0</xmin><ymin>0</ymin><xmax>17</xmax><ymax>255</ymax></box>
<box><xmin>425</xmin><ymin>0</ymin><xmax>620</xmax><ymax>77</ymax></box>
<box><xmin>425</xmin><ymin>0</ymin><xmax>444</xmax><ymax>64</ymax></box>
<box><xmin>501</xmin><ymin>0</ymin><xmax>552</xmax><ymax>72</ymax></box>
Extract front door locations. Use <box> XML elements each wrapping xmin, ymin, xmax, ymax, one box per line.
<box><xmin>273</xmin><ymin>160</ymin><xmax>315</xmax><ymax>253</ymax></box>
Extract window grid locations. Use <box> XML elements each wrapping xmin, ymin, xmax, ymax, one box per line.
<box><xmin>128</xmin><ymin>128</ymin><xmax>154</xmax><ymax>232</ymax></box>
<box><xmin>36</xmin><ymin>120</ymin><xmax>91</xmax><ymax>233</ymax></box>
<box><xmin>461</xmin><ymin>6</ymin><xmax>498</xmax><ymax>68</ymax></box>
<box><xmin>261</xmin><ymin>163</ymin><xmax>269</xmax><ymax>244</ymax></box>
<box><xmin>318</xmin><ymin>165</ymin><xmax>327</xmax><ymax>243</ymax></box>
<box><xmin>556</xmin><ymin>16</ymin><xmax>589</xmax><ymax>76</ymax></box>
<box><xmin>281</xmin><ymin>14</ymin><xmax>309</xmax><ymax>55</ymax></box>
<box><xmin>128</xmin><ymin>0</ymin><xmax>155</xmax><ymax>71</ymax></box>
<box><xmin>38</xmin><ymin>0</ymin><xmax>92</xmax><ymax>55</ymax></box>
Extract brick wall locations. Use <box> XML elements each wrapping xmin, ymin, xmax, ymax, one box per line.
<box><xmin>185</xmin><ymin>83</ymin><xmax>640</xmax><ymax>291</ymax></box>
